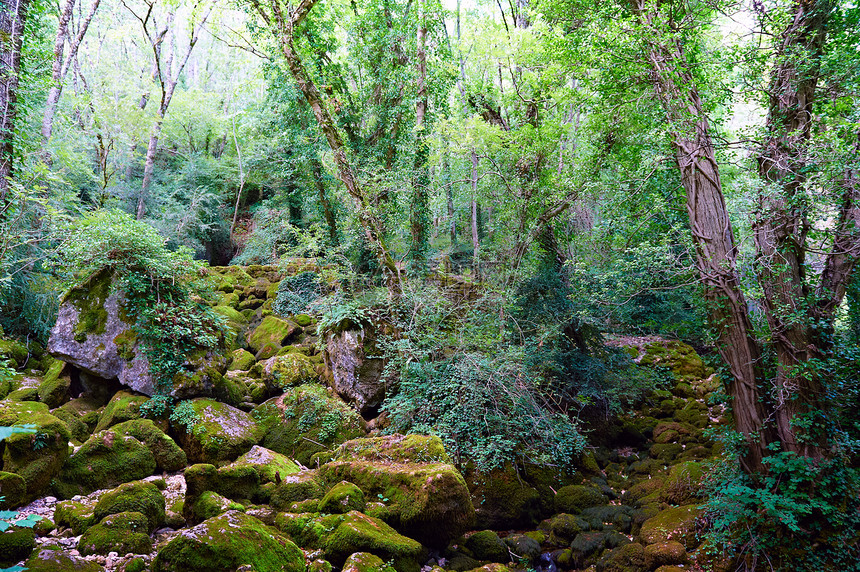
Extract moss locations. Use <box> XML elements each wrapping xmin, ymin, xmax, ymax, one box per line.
<box><xmin>580</xmin><ymin>505</ymin><xmax>634</xmax><ymax>533</ymax></box>
<box><xmin>569</xmin><ymin>532</ymin><xmax>607</xmax><ymax>566</ymax></box>
<box><xmin>652</xmin><ymin>422</ymin><xmax>697</xmax><ymax>445</ymax></box>
<box><xmin>644</xmin><ymin>541</ymin><xmax>688</xmax><ymax>569</ymax></box>
<box><xmin>229</xmin><ymin>349</ymin><xmax>257</xmax><ymax>371</ymax></box>
<box><xmin>95</xmin><ymin>390</ymin><xmax>148</xmax><ymax>432</ymax></box>
<box><xmin>673</xmin><ymin>401</ymin><xmax>709</xmax><ymax>429</ymax></box>
<box><xmin>6</xmin><ymin>386</ymin><xmax>40</xmax><ymax>401</ymax></box>
<box><xmin>464</xmin><ymin>530</ymin><xmax>508</xmax><ymax>563</ymax></box>
<box><xmin>332</xmin><ymin>434</ymin><xmax>449</xmax><ymax>465</ymax></box>
<box><xmin>121</xmin><ymin>557</ymin><xmax>147</xmax><ymax>572</ymax></box>
<box><xmin>502</xmin><ymin>533</ymin><xmax>540</xmax><ymax>564</ymax></box>
<box><xmin>53</xmin><ymin>429</ymin><xmax>157</xmax><ymax>498</ymax></box>
<box><xmin>247</xmin><ymin>316</ymin><xmax>298</xmax><ymax>354</ymax></box>
<box><xmin>54</xmin><ymin>499</ymin><xmax>97</xmax><ymax>535</ymax></box>
<box><xmin>213</xmin><ymin>305</ymin><xmax>247</xmax><ymax>324</ymax></box>
<box><xmin>193</xmin><ymin>490</ymin><xmax>245</xmax><ymax>521</ymax></box>
<box><xmin>597</xmin><ymin>542</ymin><xmax>646</xmax><ymax>572</ymax></box>
<box><xmin>37</xmin><ymin>360</ymin><xmax>71</xmax><ymax>408</ymax></box>
<box><xmin>50</xmin><ymin>406</ymin><xmax>91</xmax><ymax>443</ymax></box>
<box><xmin>152</xmin><ymin>510</ymin><xmax>305</xmax><ymax>572</ymax></box>
<box><xmin>261</xmin><ymin>352</ymin><xmax>317</xmax><ymax>388</ymax></box>
<box><xmin>537</xmin><ymin>513</ymin><xmax>588</xmax><ymax>546</ymax></box>
<box><xmin>176</xmin><ymin>398</ymin><xmax>264</xmax><ymax>464</ymax></box>
<box><xmin>624</xmin><ymin>477</ymin><xmax>666</xmax><ymax>505</ymax></box>
<box><xmin>0</xmin><ymin>526</ymin><xmax>36</xmax><ymax>566</ymax></box>
<box><xmin>318</xmin><ymin>458</ymin><xmax>475</xmax><ymax>548</ymax></box>
<box><xmin>32</xmin><ymin>516</ymin><xmax>54</xmax><ymax>536</ymax></box>
<box><xmin>639</xmin><ymin>505</ymin><xmax>704</xmax><ymax>549</ymax></box>
<box><xmin>1</xmin><ymin>409</ymin><xmax>71</xmax><ymax>503</ymax></box>
<box><xmin>24</xmin><ymin>548</ymin><xmax>106</xmax><ymax>571</ymax></box>
<box><xmin>0</xmin><ymin>471</ymin><xmax>26</xmax><ymax>509</ymax></box>
<box><xmin>111</xmin><ymin>419</ymin><xmax>187</xmax><ymax>471</ymax></box>
<box><xmin>659</xmin><ymin>462</ymin><xmax>703</xmax><ymax>506</ymax></box>
<box><xmin>639</xmin><ymin>340</ymin><xmax>706</xmax><ymax>382</ymax></box>
<box><xmin>649</xmin><ymin>443</ymin><xmax>683</xmax><ymax>463</ymax></box>
<box><xmin>273</xmin><ymin>512</ymin><xmax>344</xmax><ymax>549</ymax></box>
<box><xmin>68</xmin><ymin>270</ymin><xmax>112</xmax><ymax>343</ymax></box>
<box><xmin>227</xmin><ymin>445</ymin><xmax>301</xmax><ymax>485</ymax></box>
<box><xmin>319</xmin><ymin>481</ymin><xmax>366</xmax><ymax>514</ymax></box>
<box><xmin>215</xmin><ymin>464</ymin><xmax>260</xmax><ymax>502</ymax></box>
<box><xmin>323</xmin><ymin>511</ymin><xmax>424</xmax><ymax>572</ymax></box>
<box><xmin>554</xmin><ymin>485</ymin><xmax>607</xmax><ymax>514</ymax></box>
<box><xmin>466</xmin><ymin>464</ymin><xmax>544</xmax><ymax>529</ymax></box>
<box><xmin>270</xmin><ymin>472</ymin><xmax>325</xmax><ymax>510</ymax></box>
<box><xmin>78</xmin><ymin>511</ymin><xmax>152</xmax><ymax>556</ymax></box>
<box><xmin>0</xmin><ymin>338</ymin><xmax>29</xmax><ymax>368</ymax></box>
<box><xmin>342</xmin><ymin>552</ymin><xmax>395</xmax><ymax>572</ymax></box>
<box><xmin>94</xmin><ymin>480</ymin><xmax>165</xmax><ymax>532</ymax></box>
<box><xmin>294</xmin><ymin>314</ymin><xmax>313</xmax><ymax>327</ymax></box>
<box><xmin>254</xmin><ymin>384</ymin><xmax>364</xmax><ymax>466</ymax></box>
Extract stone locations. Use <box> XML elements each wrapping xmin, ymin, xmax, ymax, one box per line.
<box><xmin>644</xmin><ymin>541</ymin><xmax>688</xmax><ymax>569</ymax></box>
<box><xmin>467</xmin><ymin>465</ymin><xmax>544</xmax><ymax>529</ymax></box>
<box><xmin>109</xmin><ymin>419</ymin><xmax>187</xmax><ymax>472</ymax></box>
<box><xmin>54</xmin><ymin>499</ymin><xmax>97</xmax><ymax>535</ymax></box>
<box><xmin>94</xmin><ymin>390</ymin><xmax>148</xmax><ymax>432</ymax></box>
<box><xmin>247</xmin><ymin>316</ymin><xmax>299</xmax><ymax>355</ymax></box>
<box><xmin>0</xmin><ymin>526</ymin><xmax>35</xmax><ymax>566</ymax></box>
<box><xmin>229</xmin><ymin>349</ymin><xmax>256</xmax><ymax>371</ymax></box>
<box><xmin>323</xmin><ymin>328</ymin><xmax>385</xmax><ymax>415</ymax></box>
<box><xmin>260</xmin><ymin>352</ymin><xmax>317</xmax><ymax>389</ymax></box>
<box><xmin>639</xmin><ymin>505</ymin><xmax>704</xmax><ymax>550</ymax></box>
<box><xmin>78</xmin><ymin>511</ymin><xmax>153</xmax><ymax>556</ymax></box>
<box><xmin>174</xmin><ymin>398</ymin><xmax>264</xmax><ymax>464</ymax></box>
<box><xmin>0</xmin><ymin>471</ymin><xmax>26</xmax><ymax>509</ymax></box>
<box><xmin>24</xmin><ymin>548</ymin><xmax>105</xmax><ymax>571</ymax></box>
<box><xmin>324</xmin><ymin>511</ymin><xmax>424</xmax><ymax>572</ymax></box>
<box><xmin>93</xmin><ymin>480</ymin><xmax>166</xmax><ymax>532</ymax></box>
<box><xmin>152</xmin><ymin>510</ymin><xmax>305</xmax><ymax>572</ymax></box>
<box><xmin>37</xmin><ymin>359</ymin><xmax>72</xmax><ymax>408</ymax></box>
<box><xmin>554</xmin><ymin>485</ymin><xmax>607</xmax><ymax>514</ymax></box>
<box><xmin>502</xmin><ymin>533</ymin><xmax>540</xmax><ymax>564</ymax></box>
<box><xmin>464</xmin><ymin>530</ymin><xmax>509</xmax><ymax>563</ymax></box>
<box><xmin>342</xmin><ymin>552</ymin><xmax>394</xmax><ymax>572</ymax></box>
<box><xmin>658</xmin><ymin>461</ymin><xmax>703</xmax><ymax>506</ymax></box>
<box><xmin>319</xmin><ymin>481</ymin><xmax>366</xmax><ymax>514</ymax></box>
<box><xmin>597</xmin><ymin>542</ymin><xmax>646</xmax><ymax>572</ymax></box>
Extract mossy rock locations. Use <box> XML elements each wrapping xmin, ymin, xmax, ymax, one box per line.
<box><xmin>110</xmin><ymin>419</ymin><xmax>187</xmax><ymax>472</ymax></box>
<box><xmin>94</xmin><ymin>479</ymin><xmax>165</xmax><ymax>532</ymax></box>
<box><xmin>597</xmin><ymin>542</ymin><xmax>646</xmax><ymax>572</ymax></box>
<box><xmin>569</xmin><ymin>531</ymin><xmax>607</xmax><ymax>567</ymax></box>
<box><xmin>78</xmin><ymin>511</ymin><xmax>153</xmax><ymax>556</ymax></box>
<box><xmin>121</xmin><ymin>557</ymin><xmax>148</xmax><ymax>572</ymax></box>
<box><xmin>50</xmin><ymin>406</ymin><xmax>91</xmax><ymax>444</ymax></box>
<box><xmin>225</xmin><ymin>445</ymin><xmax>301</xmax><ymax>485</ymax></box>
<box><xmin>253</xmin><ymin>384</ymin><xmax>364</xmax><ymax>466</ymax></box>
<box><xmin>37</xmin><ymin>359</ymin><xmax>72</xmax><ymax>408</ymax></box>
<box><xmin>0</xmin><ymin>471</ymin><xmax>26</xmax><ymax>509</ymax></box>
<box><xmin>644</xmin><ymin>541</ymin><xmax>688</xmax><ymax>569</ymax></box>
<box><xmin>294</xmin><ymin>314</ymin><xmax>314</xmax><ymax>327</ymax></box>
<box><xmin>54</xmin><ymin>394</ymin><xmax>104</xmax><ymax>438</ymax></box>
<box><xmin>54</xmin><ymin>499</ymin><xmax>97</xmax><ymax>535</ymax></box>
<box><xmin>342</xmin><ymin>552</ymin><xmax>395</xmax><ymax>572</ymax></box>
<box><xmin>673</xmin><ymin>401</ymin><xmax>709</xmax><ymax>429</ymax></box>
<box><xmin>247</xmin><ymin>316</ymin><xmax>299</xmax><ymax>354</ymax></box>
<box><xmin>639</xmin><ymin>341</ymin><xmax>706</xmax><ymax>382</ymax></box>
<box><xmin>229</xmin><ymin>348</ymin><xmax>257</xmax><ymax>371</ymax></box>
<box><xmin>24</xmin><ymin>548</ymin><xmax>106</xmax><ymax>571</ymax></box>
<box><xmin>639</xmin><ymin>505</ymin><xmax>703</xmax><ymax>549</ymax></box>
<box><xmin>318</xmin><ymin>454</ymin><xmax>475</xmax><ymax>547</ymax></box>
<box><xmin>537</xmin><ymin>513</ymin><xmax>588</xmax><ymax>546</ymax></box>
<box><xmin>580</xmin><ymin>504</ymin><xmax>634</xmax><ymax>533</ymax></box>
<box><xmin>0</xmin><ymin>338</ymin><xmax>29</xmax><ymax>368</ymax></box>
<box><xmin>0</xmin><ymin>526</ymin><xmax>35</xmax><ymax>567</ymax></box>
<box><xmin>0</xmin><ymin>403</ymin><xmax>71</xmax><ymax>503</ymax></box>
<box><xmin>152</xmin><ymin>510</ymin><xmax>305</xmax><ymax>572</ymax></box>
<box><xmin>260</xmin><ymin>352</ymin><xmax>317</xmax><ymax>389</ymax></box>
<box><xmin>652</xmin><ymin>422</ymin><xmax>698</xmax><ymax>445</ymax></box>
<box><xmin>213</xmin><ymin>304</ymin><xmax>248</xmax><ymax>325</ymax></box>
<box><xmin>464</xmin><ymin>530</ymin><xmax>509</xmax><ymax>563</ymax></box>
<box><xmin>658</xmin><ymin>461</ymin><xmax>703</xmax><ymax>506</ymax></box>
<box><xmin>554</xmin><ymin>485</ymin><xmax>607</xmax><ymax>514</ymax></box>
<box><xmin>323</xmin><ymin>511</ymin><xmax>425</xmax><ymax>572</ymax></box>
<box><xmin>466</xmin><ymin>464</ymin><xmax>544</xmax><ymax>529</ymax></box>
<box><xmin>54</xmin><ymin>428</ymin><xmax>156</xmax><ymax>498</ymax></box>
<box><xmin>273</xmin><ymin>511</ymin><xmax>344</xmax><ymax>549</ymax></box>
<box><xmin>331</xmin><ymin>434</ymin><xmax>450</xmax><ymax>465</ymax></box>
<box><xmin>319</xmin><ymin>481</ymin><xmax>366</xmax><ymax>514</ymax></box>
<box><xmin>623</xmin><ymin>476</ymin><xmax>666</xmax><ymax>505</ymax></box>
<box><xmin>649</xmin><ymin>443</ymin><xmax>683</xmax><ymax>463</ymax></box>
<box><xmin>502</xmin><ymin>533</ymin><xmax>540</xmax><ymax>564</ymax></box>
<box><xmin>192</xmin><ymin>490</ymin><xmax>245</xmax><ymax>521</ymax></box>
<box><xmin>174</xmin><ymin>398</ymin><xmax>265</xmax><ymax>464</ymax></box>
<box><xmin>95</xmin><ymin>390</ymin><xmax>148</xmax><ymax>432</ymax></box>
<box><xmin>270</xmin><ymin>471</ymin><xmax>326</xmax><ymax>510</ymax></box>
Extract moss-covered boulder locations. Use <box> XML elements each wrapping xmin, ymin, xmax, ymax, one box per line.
<box><xmin>638</xmin><ymin>341</ymin><xmax>706</xmax><ymax>382</ymax></box>
<box><xmin>318</xmin><ymin>447</ymin><xmax>475</xmax><ymax>546</ymax></box>
<box><xmin>502</xmin><ymin>533</ymin><xmax>541</xmax><ymax>564</ymax></box>
<box><xmin>248</xmin><ymin>316</ymin><xmax>299</xmax><ymax>355</ymax></box>
<box><xmin>54</xmin><ymin>499</ymin><xmax>97</xmax><ymax>535</ymax></box>
<box><xmin>324</xmin><ymin>328</ymin><xmax>386</xmax><ymax>415</ymax></box>
<box><xmin>24</xmin><ymin>548</ymin><xmax>105</xmax><ymax>571</ymax></box>
<box><xmin>319</xmin><ymin>481</ymin><xmax>366</xmax><ymax>514</ymax></box>
<box><xmin>78</xmin><ymin>511</ymin><xmax>153</xmax><ymax>556</ymax></box>
<box><xmin>464</xmin><ymin>530</ymin><xmax>509</xmax><ymax>563</ymax></box>
<box><xmin>94</xmin><ymin>390</ymin><xmax>147</xmax><ymax>431</ymax></box>
<box><xmin>644</xmin><ymin>541</ymin><xmax>688</xmax><ymax>569</ymax></box>
<box><xmin>229</xmin><ymin>348</ymin><xmax>256</xmax><ymax>371</ymax></box>
<box><xmin>342</xmin><ymin>552</ymin><xmax>395</xmax><ymax>572</ymax></box>
<box><xmin>640</xmin><ymin>505</ymin><xmax>703</xmax><ymax>550</ymax></box>
<box><xmin>174</xmin><ymin>398</ymin><xmax>264</xmax><ymax>464</ymax></box>
<box><xmin>597</xmin><ymin>542</ymin><xmax>646</xmax><ymax>572</ymax></box>
<box><xmin>152</xmin><ymin>510</ymin><xmax>305</xmax><ymax>572</ymax></box>
<box><xmin>37</xmin><ymin>359</ymin><xmax>72</xmax><ymax>408</ymax></box>
<box><xmin>54</xmin><ymin>427</ymin><xmax>156</xmax><ymax>498</ymax></box>
<box><xmin>94</xmin><ymin>480</ymin><xmax>165</xmax><ymax>532</ymax></box>
<box><xmin>0</xmin><ymin>526</ymin><xmax>36</xmax><ymax>567</ymax></box>
<box><xmin>554</xmin><ymin>485</ymin><xmax>607</xmax><ymax>514</ymax></box>
<box><xmin>331</xmin><ymin>434</ymin><xmax>449</xmax><ymax>464</ymax></box>
<box><xmin>0</xmin><ymin>471</ymin><xmax>26</xmax><ymax>509</ymax></box>
<box><xmin>260</xmin><ymin>352</ymin><xmax>317</xmax><ymax>389</ymax></box>
<box><xmin>537</xmin><ymin>513</ymin><xmax>588</xmax><ymax>546</ymax></box>
<box><xmin>658</xmin><ymin>462</ymin><xmax>703</xmax><ymax>506</ymax></box>
<box><xmin>466</xmin><ymin>465</ymin><xmax>544</xmax><ymax>529</ymax></box>
<box><xmin>0</xmin><ymin>337</ymin><xmax>29</xmax><ymax>368</ymax></box>
<box><xmin>0</xmin><ymin>401</ymin><xmax>71</xmax><ymax>503</ymax></box>
<box><xmin>270</xmin><ymin>470</ymin><xmax>326</xmax><ymax>510</ymax></box>
<box><xmin>191</xmin><ymin>490</ymin><xmax>245</xmax><ymax>521</ymax></box>
<box><xmin>253</xmin><ymin>384</ymin><xmax>364</xmax><ymax>466</ymax></box>
<box><xmin>110</xmin><ymin>419</ymin><xmax>187</xmax><ymax>471</ymax></box>
<box><xmin>226</xmin><ymin>445</ymin><xmax>301</xmax><ymax>485</ymax></box>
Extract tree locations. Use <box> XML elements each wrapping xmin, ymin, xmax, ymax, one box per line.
<box><xmin>0</xmin><ymin>0</ymin><xmax>30</xmax><ymax>200</ymax></box>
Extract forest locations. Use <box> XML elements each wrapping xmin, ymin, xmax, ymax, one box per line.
<box><xmin>0</xmin><ymin>0</ymin><xmax>858</xmax><ymax>570</ymax></box>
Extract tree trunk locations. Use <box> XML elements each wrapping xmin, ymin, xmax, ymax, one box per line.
<box><xmin>470</xmin><ymin>149</ymin><xmax>480</xmax><ymax>279</ymax></box>
<box><xmin>410</xmin><ymin>0</ymin><xmax>430</xmax><ymax>273</ymax></box>
<box><xmin>311</xmin><ymin>158</ymin><xmax>338</xmax><ymax>245</ymax></box>
<box><xmin>136</xmin><ymin>120</ymin><xmax>162</xmax><ymax>219</ymax></box>
<box><xmin>0</xmin><ymin>0</ymin><xmax>28</xmax><ymax>200</ymax></box>
<box><xmin>634</xmin><ymin>0</ymin><xmax>769</xmax><ymax>472</ymax></box>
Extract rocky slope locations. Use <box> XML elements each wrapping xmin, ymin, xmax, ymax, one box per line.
<box><xmin>0</xmin><ymin>264</ymin><xmax>729</xmax><ymax>572</ymax></box>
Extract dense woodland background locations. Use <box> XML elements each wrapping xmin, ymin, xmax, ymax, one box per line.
<box><xmin>1</xmin><ymin>0</ymin><xmax>860</xmax><ymax>568</ymax></box>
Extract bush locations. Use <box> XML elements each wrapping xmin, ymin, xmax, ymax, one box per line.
<box><xmin>273</xmin><ymin>271</ymin><xmax>323</xmax><ymax>316</ymax></box>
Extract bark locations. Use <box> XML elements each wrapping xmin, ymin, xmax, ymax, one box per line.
<box><xmin>229</xmin><ymin>114</ymin><xmax>245</xmax><ymax>241</ymax></box>
<box><xmin>311</xmin><ymin>158</ymin><xmax>338</xmax><ymax>245</ymax></box>
<box><xmin>0</xmin><ymin>0</ymin><xmax>28</xmax><ymax>200</ymax></box>
<box><xmin>41</xmin><ymin>0</ymin><xmax>101</xmax><ymax>148</ymax></box>
<box><xmin>752</xmin><ymin>0</ymin><xmax>835</xmax><ymax>458</ymax></box>
<box><xmin>470</xmin><ymin>149</ymin><xmax>480</xmax><ymax>279</ymax></box>
<box><xmin>256</xmin><ymin>0</ymin><xmax>401</xmax><ymax>294</ymax></box>
<box><xmin>634</xmin><ymin>0</ymin><xmax>769</xmax><ymax>472</ymax></box>
<box><xmin>410</xmin><ymin>0</ymin><xmax>429</xmax><ymax>272</ymax></box>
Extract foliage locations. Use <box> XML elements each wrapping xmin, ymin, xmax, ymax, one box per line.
<box><xmin>55</xmin><ymin>209</ymin><xmax>225</xmax><ymax>400</ymax></box>
<box><xmin>273</xmin><ymin>271</ymin><xmax>323</xmax><ymax>316</ymax></box>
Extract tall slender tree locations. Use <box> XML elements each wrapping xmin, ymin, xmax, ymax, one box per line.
<box><xmin>0</xmin><ymin>0</ymin><xmax>29</xmax><ymax>200</ymax></box>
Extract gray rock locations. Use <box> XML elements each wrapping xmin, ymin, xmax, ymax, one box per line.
<box><xmin>323</xmin><ymin>328</ymin><xmax>385</xmax><ymax>415</ymax></box>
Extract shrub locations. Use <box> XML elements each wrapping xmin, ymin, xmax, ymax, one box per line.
<box><xmin>273</xmin><ymin>271</ymin><xmax>323</xmax><ymax>316</ymax></box>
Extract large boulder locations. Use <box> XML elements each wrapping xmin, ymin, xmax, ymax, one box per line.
<box><xmin>323</xmin><ymin>328</ymin><xmax>385</xmax><ymax>415</ymax></box>
<box><xmin>47</xmin><ymin>269</ymin><xmax>154</xmax><ymax>395</ymax></box>
<box><xmin>317</xmin><ymin>435</ymin><xmax>474</xmax><ymax>547</ymax></box>
<box><xmin>24</xmin><ymin>549</ymin><xmax>105</xmax><ymax>572</ymax></box>
<box><xmin>253</xmin><ymin>384</ymin><xmax>365</xmax><ymax>466</ymax></box>
<box><xmin>173</xmin><ymin>398</ymin><xmax>265</xmax><ymax>464</ymax></box>
<box><xmin>152</xmin><ymin>510</ymin><xmax>305</xmax><ymax>572</ymax></box>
